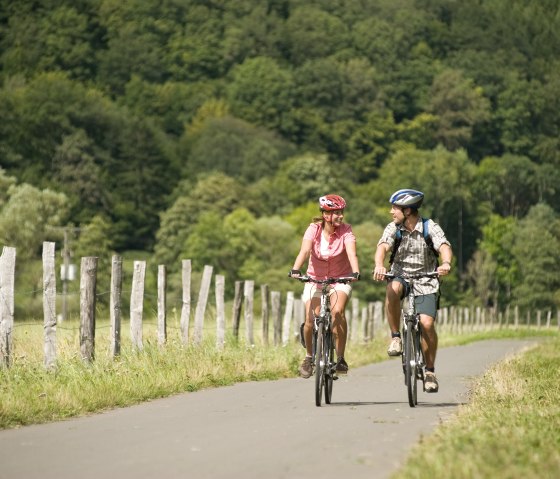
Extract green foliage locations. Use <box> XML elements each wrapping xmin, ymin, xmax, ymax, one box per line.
<box><xmin>0</xmin><ymin>183</ymin><xmax>68</xmax><ymax>259</ymax></box>
<box><xmin>1</xmin><ymin>0</ymin><xmax>560</xmax><ymax>312</ymax></box>
<box><xmin>511</xmin><ymin>203</ymin><xmax>560</xmax><ymax>310</ymax></box>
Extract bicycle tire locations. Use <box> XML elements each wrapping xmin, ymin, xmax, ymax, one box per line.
<box><xmin>405</xmin><ymin>319</ymin><xmax>418</xmax><ymax>407</ymax></box>
<box><xmin>324</xmin><ymin>330</ymin><xmax>334</xmax><ymax>404</ymax></box>
<box><xmin>315</xmin><ymin>322</ymin><xmax>325</xmax><ymax>407</ymax></box>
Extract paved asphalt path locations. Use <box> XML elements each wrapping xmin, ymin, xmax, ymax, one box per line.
<box><xmin>0</xmin><ymin>339</ymin><xmax>537</xmax><ymax>479</ymax></box>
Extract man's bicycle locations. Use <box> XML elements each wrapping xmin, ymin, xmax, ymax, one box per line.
<box><xmin>294</xmin><ymin>276</ymin><xmax>354</xmax><ymax>407</ymax></box>
<box><xmin>385</xmin><ymin>272</ymin><xmax>440</xmax><ymax>407</ymax></box>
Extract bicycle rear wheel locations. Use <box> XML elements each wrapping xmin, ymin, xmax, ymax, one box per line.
<box><xmin>314</xmin><ymin>322</ymin><xmax>325</xmax><ymax>407</ymax></box>
<box><xmin>324</xmin><ymin>330</ymin><xmax>334</xmax><ymax>404</ymax></box>
<box><xmin>405</xmin><ymin>319</ymin><xmax>418</xmax><ymax>407</ymax></box>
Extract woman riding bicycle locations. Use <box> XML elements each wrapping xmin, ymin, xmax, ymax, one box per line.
<box><xmin>372</xmin><ymin>189</ymin><xmax>452</xmax><ymax>393</ymax></box>
<box><xmin>289</xmin><ymin>194</ymin><xmax>360</xmax><ymax>379</ymax></box>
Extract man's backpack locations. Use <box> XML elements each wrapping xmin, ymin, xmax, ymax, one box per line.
<box><xmin>389</xmin><ymin>217</ymin><xmax>439</xmax><ymax>264</ymax></box>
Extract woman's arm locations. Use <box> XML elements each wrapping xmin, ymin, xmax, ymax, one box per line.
<box><xmin>345</xmin><ymin>240</ymin><xmax>360</xmax><ymax>276</ymax></box>
<box><xmin>291</xmin><ymin>238</ymin><xmax>313</xmax><ymax>273</ymax></box>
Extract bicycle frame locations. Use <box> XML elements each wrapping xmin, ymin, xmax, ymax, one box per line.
<box><xmin>386</xmin><ymin>272</ymin><xmax>439</xmax><ymax>407</ymax></box>
<box><xmin>295</xmin><ymin>276</ymin><xmax>354</xmax><ymax>407</ymax></box>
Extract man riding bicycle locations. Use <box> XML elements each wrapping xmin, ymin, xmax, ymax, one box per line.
<box><xmin>372</xmin><ymin>189</ymin><xmax>452</xmax><ymax>393</ymax></box>
<box><xmin>289</xmin><ymin>194</ymin><xmax>360</xmax><ymax>379</ymax></box>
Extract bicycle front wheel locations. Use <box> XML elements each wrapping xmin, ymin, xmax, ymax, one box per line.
<box><xmin>405</xmin><ymin>319</ymin><xmax>418</xmax><ymax>407</ymax></box>
<box><xmin>324</xmin><ymin>330</ymin><xmax>334</xmax><ymax>404</ymax></box>
<box><xmin>314</xmin><ymin>322</ymin><xmax>325</xmax><ymax>407</ymax></box>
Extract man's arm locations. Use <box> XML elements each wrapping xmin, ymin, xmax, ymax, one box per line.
<box><xmin>437</xmin><ymin>243</ymin><xmax>453</xmax><ymax>276</ymax></box>
<box><xmin>372</xmin><ymin>243</ymin><xmax>391</xmax><ymax>281</ymax></box>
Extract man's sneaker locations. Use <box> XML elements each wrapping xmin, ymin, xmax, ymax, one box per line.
<box><xmin>424</xmin><ymin>371</ymin><xmax>439</xmax><ymax>393</ymax></box>
<box><xmin>335</xmin><ymin>356</ymin><xmax>349</xmax><ymax>374</ymax></box>
<box><xmin>387</xmin><ymin>336</ymin><xmax>403</xmax><ymax>356</ymax></box>
<box><xmin>299</xmin><ymin>356</ymin><xmax>313</xmax><ymax>379</ymax></box>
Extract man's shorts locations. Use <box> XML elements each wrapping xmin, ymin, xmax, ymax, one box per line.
<box><xmin>302</xmin><ymin>281</ymin><xmax>352</xmax><ymax>304</ymax></box>
<box><xmin>390</xmin><ymin>277</ymin><xmax>438</xmax><ymax>319</ymax></box>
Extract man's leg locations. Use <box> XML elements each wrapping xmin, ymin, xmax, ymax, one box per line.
<box><xmin>420</xmin><ymin>313</ymin><xmax>439</xmax><ymax>392</ymax></box>
<box><xmin>386</xmin><ymin>281</ymin><xmax>403</xmax><ymax>356</ymax></box>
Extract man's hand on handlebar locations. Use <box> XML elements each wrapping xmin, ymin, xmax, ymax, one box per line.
<box><xmin>437</xmin><ymin>261</ymin><xmax>451</xmax><ymax>277</ymax></box>
<box><xmin>372</xmin><ymin>266</ymin><xmax>387</xmax><ymax>282</ymax></box>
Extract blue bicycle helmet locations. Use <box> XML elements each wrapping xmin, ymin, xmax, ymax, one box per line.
<box><xmin>389</xmin><ymin>189</ymin><xmax>424</xmax><ymax>209</ymax></box>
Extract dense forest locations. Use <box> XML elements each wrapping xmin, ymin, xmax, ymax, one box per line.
<box><xmin>1</xmin><ymin>0</ymin><xmax>559</xmax><ymax>314</ymax></box>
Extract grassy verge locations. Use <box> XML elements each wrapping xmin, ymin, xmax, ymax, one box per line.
<box><xmin>0</xmin><ymin>321</ymin><xmax>557</xmax><ymax>434</ymax></box>
<box><xmin>392</xmin><ymin>334</ymin><xmax>560</xmax><ymax>479</ymax></box>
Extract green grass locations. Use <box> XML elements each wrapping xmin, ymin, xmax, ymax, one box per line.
<box><xmin>392</xmin><ymin>334</ymin><xmax>560</xmax><ymax>479</ymax></box>
<box><xmin>2</xmin><ymin>320</ymin><xmax>559</xmax><ymax>479</ymax></box>
<box><xmin>0</xmin><ymin>318</ymin><xmax>391</xmax><ymax>428</ymax></box>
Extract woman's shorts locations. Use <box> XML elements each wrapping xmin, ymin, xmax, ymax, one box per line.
<box><xmin>390</xmin><ymin>277</ymin><xmax>438</xmax><ymax>319</ymax></box>
<box><xmin>302</xmin><ymin>281</ymin><xmax>352</xmax><ymax>304</ymax></box>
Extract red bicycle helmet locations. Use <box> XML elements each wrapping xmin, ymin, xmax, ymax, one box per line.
<box><xmin>319</xmin><ymin>194</ymin><xmax>346</xmax><ymax>211</ymax></box>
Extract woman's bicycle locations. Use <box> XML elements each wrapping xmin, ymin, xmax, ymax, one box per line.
<box><xmin>294</xmin><ymin>276</ymin><xmax>354</xmax><ymax>407</ymax></box>
<box><xmin>385</xmin><ymin>271</ymin><xmax>440</xmax><ymax>407</ymax></box>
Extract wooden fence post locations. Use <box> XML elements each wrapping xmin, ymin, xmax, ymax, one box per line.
<box><xmin>271</xmin><ymin>291</ymin><xmax>281</xmax><ymax>346</ymax></box>
<box><xmin>244</xmin><ymin>280</ymin><xmax>254</xmax><ymax>346</ymax></box>
<box><xmin>130</xmin><ymin>260</ymin><xmax>146</xmax><ymax>351</ymax></box>
<box><xmin>232</xmin><ymin>281</ymin><xmax>243</xmax><ymax>340</ymax></box>
<box><xmin>261</xmin><ymin>284</ymin><xmax>269</xmax><ymax>346</ymax></box>
<box><xmin>351</xmin><ymin>297</ymin><xmax>359</xmax><ymax>342</ymax></box>
<box><xmin>293</xmin><ymin>298</ymin><xmax>303</xmax><ymax>344</ymax></box>
<box><xmin>193</xmin><ymin>265</ymin><xmax>213</xmax><ymax>345</ymax></box>
<box><xmin>0</xmin><ymin>246</ymin><xmax>16</xmax><ymax>368</ymax></box>
<box><xmin>216</xmin><ymin>275</ymin><xmax>225</xmax><ymax>350</ymax></box>
<box><xmin>43</xmin><ymin>242</ymin><xmax>56</xmax><ymax>370</ymax></box>
<box><xmin>80</xmin><ymin>256</ymin><xmax>98</xmax><ymax>362</ymax></box>
<box><xmin>180</xmin><ymin>259</ymin><xmax>192</xmax><ymax>345</ymax></box>
<box><xmin>282</xmin><ymin>292</ymin><xmax>294</xmax><ymax>346</ymax></box>
<box><xmin>157</xmin><ymin>265</ymin><xmax>167</xmax><ymax>346</ymax></box>
<box><xmin>110</xmin><ymin>255</ymin><xmax>123</xmax><ymax>358</ymax></box>
<box><xmin>361</xmin><ymin>306</ymin><xmax>368</xmax><ymax>342</ymax></box>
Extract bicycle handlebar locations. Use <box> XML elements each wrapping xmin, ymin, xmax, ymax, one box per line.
<box><xmin>292</xmin><ymin>275</ymin><xmax>355</xmax><ymax>285</ymax></box>
<box><xmin>382</xmin><ymin>271</ymin><xmax>440</xmax><ymax>281</ymax></box>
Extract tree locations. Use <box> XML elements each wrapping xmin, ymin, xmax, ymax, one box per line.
<box><xmin>154</xmin><ymin>173</ymin><xmax>244</xmax><ymax>269</ymax></box>
<box><xmin>426</xmin><ymin>69</ymin><xmax>491</xmax><ymax>151</ymax></box>
<box><xmin>227</xmin><ymin>56</ymin><xmax>295</xmax><ymax>132</ymax></box>
<box><xmin>0</xmin><ymin>183</ymin><xmax>68</xmax><ymax>259</ymax></box>
<box><xmin>511</xmin><ymin>203</ymin><xmax>560</xmax><ymax>310</ymax></box>
<box><xmin>185</xmin><ymin>116</ymin><xmax>295</xmax><ymax>182</ymax></box>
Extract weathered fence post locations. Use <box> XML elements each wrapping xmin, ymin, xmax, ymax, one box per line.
<box><xmin>261</xmin><ymin>284</ymin><xmax>269</xmax><ymax>346</ymax></box>
<box><xmin>293</xmin><ymin>298</ymin><xmax>304</xmax><ymax>344</ymax></box>
<box><xmin>271</xmin><ymin>291</ymin><xmax>281</xmax><ymax>346</ymax></box>
<box><xmin>80</xmin><ymin>256</ymin><xmax>98</xmax><ymax>362</ymax></box>
<box><xmin>282</xmin><ymin>292</ymin><xmax>294</xmax><ymax>346</ymax></box>
<box><xmin>232</xmin><ymin>281</ymin><xmax>243</xmax><ymax>340</ymax></box>
<box><xmin>216</xmin><ymin>275</ymin><xmax>225</xmax><ymax>350</ymax></box>
<box><xmin>110</xmin><ymin>255</ymin><xmax>123</xmax><ymax>358</ymax></box>
<box><xmin>351</xmin><ymin>297</ymin><xmax>359</xmax><ymax>341</ymax></box>
<box><xmin>193</xmin><ymin>265</ymin><xmax>213</xmax><ymax>345</ymax></box>
<box><xmin>244</xmin><ymin>280</ymin><xmax>254</xmax><ymax>346</ymax></box>
<box><xmin>157</xmin><ymin>265</ymin><xmax>167</xmax><ymax>346</ymax></box>
<box><xmin>130</xmin><ymin>260</ymin><xmax>146</xmax><ymax>351</ymax></box>
<box><xmin>43</xmin><ymin>242</ymin><xmax>56</xmax><ymax>370</ymax></box>
<box><xmin>180</xmin><ymin>259</ymin><xmax>192</xmax><ymax>345</ymax></box>
<box><xmin>546</xmin><ymin>310</ymin><xmax>551</xmax><ymax>329</ymax></box>
<box><xmin>0</xmin><ymin>246</ymin><xmax>16</xmax><ymax>368</ymax></box>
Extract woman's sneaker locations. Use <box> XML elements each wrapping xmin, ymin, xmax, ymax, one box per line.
<box><xmin>424</xmin><ymin>371</ymin><xmax>439</xmax><ymax>393</ymax></box>
<box><xmin>387</xmin><ymin>337</ymin><xmax>403</xmax><ymax>356</ymax></box>
<box><xmin>299</xmin><ymin>356</ymin><xmax>313</xmax><ymax>378</ymax></box>
<box><xmin>335</xmin><ymin>356</ymin><xmax>349</xmax><ymax>374</ymax></box>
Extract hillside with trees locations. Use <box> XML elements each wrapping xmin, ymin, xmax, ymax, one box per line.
<box><xmin>1</xmin><ymin>0</ymin><xmax>559</xmax><ymax>314</ymax></box>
